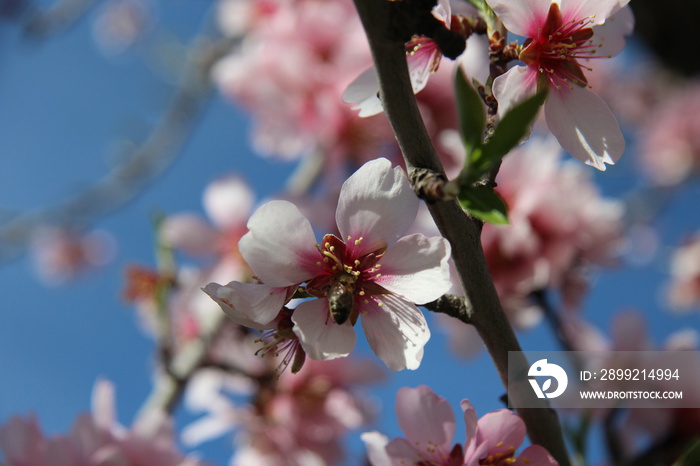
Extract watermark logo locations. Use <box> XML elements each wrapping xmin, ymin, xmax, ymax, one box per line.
<box><xmin>528</xmin><ymin>359</ymin><xmax>568</xmax><ymax>399</ymax></box>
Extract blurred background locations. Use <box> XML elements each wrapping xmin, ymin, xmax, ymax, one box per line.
<box><xmin>1</xmin><ymin>0</ymin><xmax>699</xmax><ymax>464</ymax></box>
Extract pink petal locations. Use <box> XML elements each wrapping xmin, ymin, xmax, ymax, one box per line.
<box><xmin>203</xmin><ymin>281</ymin><xmax>289</xmax><ymax>325</ymax></box>
<box><xmin>374</xmin><ymin>234</ymin><xmax>451</xmax><ymax>304</ymax></box>
<box><xmin>91</xmin><ymin>378</ymin><xmax>117</xmax><ymax>431</ymax></box>
<box><xmin>203</xmin><ymin>174</ymin><xmax>255</xmax><ymax>230</ymax></box>
<box><xmin>407</xmin><ymin>40</ymin><xmax>441</xmax><ymax>95</ymax></box>
<box><xmin>476</xmin><ymin>409</ymin><xmax>526</xmax><ymax>457</ymax></box>
<box><xmin>395</xmin><ymin>386</ymin><xmax>455</xmax><ymax>451</ymax></box>
<box><xmin>291</xmin><ymin>299</ymin><xmax>357</xmax><ymax>360</ymax></box>
<box><xmin>160</xmin><ymin>214</ymin><xmax>219</xmax><ymax>256</ymax></box>
<box><xmin>239</xmin><ymin>200</ymin><xmax>321</xmax><ymax>287</ymax></box>
<box><xmin>336</xmin><ymin>158</ymin><xmax>418</xmax><ymax>258</ymax></box>
<box><xmin>342</xmin><ymin>67</ymin><xmax>384</xmax><ymax>117</ymax></box>
<box><xmin>361</xmin><ymin>431</ymin><xmax>393</xmax><ymax>466</ymax></box>
<box><xmin>461</xmin><ymin>399</ymin><xmax>479</xmax><ymax>454</ymax></box>
<box><xmin>492</xmin><ymin>65</ymin><xmax>539</xmax><ymax>119</ymax></box>
<box><xmin>202</xmin><ymin>282</ymin><xmax>273</xmax><ymax>330</ymax></box>
<box><xmin>485</xmin><ymin>0</ymin><xmax>552</xmax><ymax>37</ymax></box>
<box><xmin>385</xmin><ymin>438</ymin><xmax>423</xmax><ymax>463</ymax></box>
<box><xmin>544</xmin><ymin>86</ymin><xmax>624</xmax><ymax>170</ymax></box>
<box><xmin>360</xmin><ymin>294</ymin><xmax>430</xmax><ymax>371</ymax></box>
<box><xmin>513</xmin><ymin>445</ymin><xmax>559</xmax><ymax>465</ymax></box>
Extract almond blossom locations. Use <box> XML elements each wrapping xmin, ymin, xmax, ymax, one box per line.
<box><xmin>487</xmin><ymin>0</ymin><xmax>634</xmax><ymax>170</ymax></box>
<box><xmin>0</xmin><ymin>379</ymin><xmax>204</xmax><ymax>466</ymax></box>
<box><xmin>205</xmin><ymin>158</ymin><xmax>452</xmax><ymax>371</ymax></box>
<box><xmin>343</xmin><ymin>0</ymin><xmax>462</xmax><ymax>117</ymax></box>
<box><xmin>362</xmin><ymin>385</ymin><xmax>558</xmax><ymax>465</ymax></box>
<box><xmin>666</xmin><ymin>233</ymin><xmax>700</xmax><ymax>312</ymax></box>
<box><xmin>184</xmin><ymin>358</ymin><xmax>383</xmax><ymax>466</ymax></box>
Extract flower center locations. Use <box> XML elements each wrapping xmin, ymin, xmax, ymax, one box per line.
<box><xmin>519</xmin><ymin>2</ymin><xmax>605</xmax><ymax>90</ymax></box>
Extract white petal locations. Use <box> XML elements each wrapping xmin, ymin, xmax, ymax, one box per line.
<box><xmin>544</xmin><ymin>86</ymin><xmax>624</xmax><ymax>170</ymax></box>
<box><xmin>374</xmin><ymin>234</ymin><xmax>452</xmax><ymax>304</ymax></box>
<box><xmin>343</xmin><ymin>67</ymin><xmax>384</xmax><ymax>117</ymax></box>
<box><xmin>361</xmin><ymin>294</ymin><xmax>430</xmax><ymax>371</ymax></box>
<box><xmin>561</xmin><ymin>0</ymin><xmax>630</xmax><ymax>25</ymax></box>
<box><xmin>486</xmin><ymin>0</ymin><xmax>552</xmax><ymax>37</ymax></box>
<box><xmin>361</xmin><ymin>432</ymin><xmax>393</xmax><ymax>466</ymax></box>
<box><xmin>202</xmin><ymin>282</ymin><xmax>273</xmax><ymax>330</ymax></box>
<box><xmin>492</xmin><ymin>65</ymin><xmax>539</xmax><ymax>119</ymax></box>
<box><xmin>203</xmin><ymin>175</ymin><xmax>254</xmax><ymax>230</ymax></box>
<box><xmin>590</xmin><ymin>5</ymin><xmax>634</xmax><ymax>57</ymax></box>
<box><xmin>204</xmin><ymin>281</ymin><xmax>288</xmax><ymax>325</ymax></box>
<box><xmin>336</xmin><ymin>158</ymin><xmax>418</xmax><ymax>257</ymax></box>
<box><xmin>239</xmin><ymin>200</ymin><xmax>320</xmax><ymax>287</ymax></box>
<box><xmin>292</xmin><ymin>299</ymin><xmax>357</xmax><ymax>360</ymax></box>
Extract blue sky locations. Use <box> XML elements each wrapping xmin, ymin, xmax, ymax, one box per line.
<box><xmin>1</xmin><ymin>1</ymin><xmax>699</xmax><ymax>464</ymax></box>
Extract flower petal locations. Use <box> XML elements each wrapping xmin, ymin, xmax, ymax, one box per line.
<box><xmin>492</xmin><ymin>65</ymin><xmax>539</xmax><ymax>119</ymax></box>
<box><xmin>486</xmin><ymin>0</ymin><xmax>552</xmax><ymax>37</ymax></box>
<box><xmin>361</xmin><ymin>431</ymin><xmax>393</xmax><ymax>466</ymax></box>
<box><xmin>360</xmin><ymin>294</ymin><xmax>430</xmax><ymax>371</ymax></box>
<box><xmin>239</xmin><ymin>200</ymin><xmax>321</xmax><ymax>287</ymax></box>
<box><xmin>336</xmin><ymin>158</ymin><xmax>418</xmax><ymax>257</ymax></box>
<box><xmin>160</xmin><ymin>214</ymin><xmax>219</xmax><ymax>256</ymax></box>
<box><xmin>203</xmin><ymin>281</ymin><xmax>288</xmax><ymax>325</ymax></box>
<box><xmin>374</xmin><ymin>234</ymin><xmax>451</xmax><ymax>304</ymax></box>
<box><xmin>203</xmin><ymin>174</ymin><xmax>254</xmax><ymax>230</ymax></box>
<box><xmin>544</xmin><ymin>86</ymin><xmax>624</xmax><ymax>170</ymax></box>
<box><xmin>590</xmin><ymin>5</ymin><xmax>634</xmax><ymax>57</ymax></box>
<box><xmin>461</xmin><ymin>399</ymin><xmax>479</xmax><ymax>455</ymax></box>
<box><xmin>342</xmin><ymin>67</ymin><xmax>384</xmax><ymax>117</ymax></box>
<box><xmin>561</xmin><ymin>0</ymin><xmax>630</xmax><ymax>25</ymax></box>
<box><xmin>395</xmin><ymin>386</ymin><xmax>455</xmax><ymax>451</ymax></box>
<box><xmin>292</xmin><ymin>299</ymin><xmax>357</xmax><ymax>360</ymax></box>
<box><xmin>475</xmin><ymin>409</ymin><xmax>526</xmax><ymax>457</ymax></box>
<box><xmin>513</xmin><ymin>445</ymin><xmax>559</xmax><ymax>465</ymax></box>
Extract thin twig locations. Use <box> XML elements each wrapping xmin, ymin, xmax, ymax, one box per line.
<box><xmin>351</xmin><ymin>0</ymin><xmax>570</xmax><ymax>463</ymax></box>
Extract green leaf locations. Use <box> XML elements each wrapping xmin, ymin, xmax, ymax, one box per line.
<box><xmin>454</xmin><ymin>67</ymin><xmax>485</xmax><ymax>158</ymax></box>
<box><xmin>458</xmin><ymin>184</ymin><xmax>509</xmax><ymax>224</ymax></box>
<box><xmin>480</xmin><ymin>90</ymin><xmax>546</xmax><ymax>165</ymax></box>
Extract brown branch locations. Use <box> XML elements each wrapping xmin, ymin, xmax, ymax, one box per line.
<box><xmin>351</xmin><ymin>1</ymin><xmax>570</xmax><ymax>464</ymax></box>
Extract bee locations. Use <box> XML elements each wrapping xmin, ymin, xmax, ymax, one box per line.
<box><xmin>327</xmin><ymin>271</ymin><xmax>358</xmax><ymax>325</ymax></box>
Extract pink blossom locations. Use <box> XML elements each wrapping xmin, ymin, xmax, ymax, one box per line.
<box><xmin>343</xmin><ymin>0</ymin><xmax>460</xmax><ymax>117</ymax></box>
<box><xmin>205</xmin><ymin>158</ymin><xmax>452</xmax><ymax>371</ymax></box>
<box><xmin>487</xmin><ymin>0</ymin><xmax>634</xmax><ymax>170</ymax></box>
<box><xmin>666</xmin><ymin>233</ymin><xmax>700</xmax><ymax>312</ymax></box>
<box><xmin>638</xmin><ymin>81</ymin><xmax>700</xmax><ymax>186</ymax></box>
<box><xmin>482</xmin><ymin>137</ymin><xmax>623</xmax><ymax>324</ymax></box>
<box><xmin>183</xmin><ymin>358</ymin><xmax>382</xmax><ymax>466</ymax></box>
<box><xmin>30</xmin><ymin>226</ymin><xmax>116</xmax><ymax>285</ymax></box>
<box><xmin>0</xmin><ymin>379</ymin><xmax>204</xmax><ymax>466</ymax></box>
<box><xmin>362</xmin><ymin>385</ymin><xmax>557</xmax><ymax>465</ymax></box>
<box><xmin>213</xmin><ymin>0</ymin><xmax>397</xmax><ymax>170</ymax></box>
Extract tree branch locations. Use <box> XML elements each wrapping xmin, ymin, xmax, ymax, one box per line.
<box><xmin>351</xmin><ymin>1</ymin><xmax>570</xmax><ymax>463</ymax></box>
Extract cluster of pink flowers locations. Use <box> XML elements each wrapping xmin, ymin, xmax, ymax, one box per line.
<box><xmin>638</xmin><ymin>81</ymin><xmax>700</xmax><ymax>186</ymax></box>
<box><xmin>363</xmin><ymin>385</ymin><xmax>558</xmax><ymax>465</ymax></box>
<box><xmin>0</xmin><ymin>380</ymin><xmax>203</xmax><ymax>466</ymax></box>
<box><xmin>30</xmin><ymin>226</ymin><xmax>116</xmax><ymax>286</ymax></box>
<box><xmin>183</xmin><ymin>358</ymin><xmax>383</xmax><ymax>466</ymax></box>
<box><xmin>666</xmin><ymin>233</ymin><xmax>700</xmax><ymax>312</ymax></box>
<box><xmin>205</xmin><ymin>158</ymin><xmax>452</xmax><ymax>371</ymax></box>
<box><xmin>212</xmin><ymin>0</ymin><xmax>395</xmax><ymax>169</ymax></box>
<box><xmin>483</xmin><ymin>137</ymin><xmax>624</xmax><ymax>324</ymax></box>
